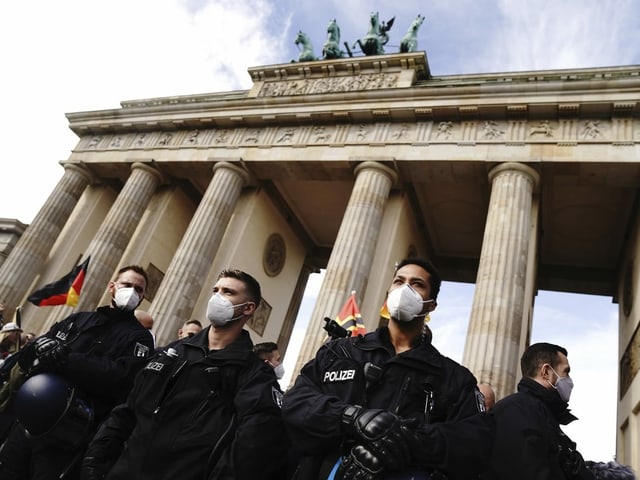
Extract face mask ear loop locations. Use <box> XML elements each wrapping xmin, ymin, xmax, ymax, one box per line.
<box><xmin>544</xmin><ymin>365</ymin><xmax>559</xmax><ymax>388</ymax></box>
<box><xmin>413</xmin><ymin>299</ymin><xmax>435</xmax><ymax>320</ymax></box>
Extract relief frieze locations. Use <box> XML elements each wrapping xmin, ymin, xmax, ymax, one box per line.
<box><xmin>528</xmin><ymin>121</ymin><xmax>554</xmax><ymax>137</ymax></box>
<box><xmin>311</xmin><ymin>126</ymin><xmax>332</xmax><ymax>143</ymax></box>
<box><xmin>581</xmin><ymin>120</ymin><xmax>601</xmax><ymax>139</ymax></box>
<box><xmin>482</xmin><ymin>121</ymin><xmax>505</xmax><ymax>140</ymax></box>
<box><xmin>257</xmin><ymin>72</ymin><xmax>400</xmax><ymax>97</ymax></box>
<box><xmin>78</xmin><ymin>118</ymin><xmax>634</xmax><ymax>152</ymax></box>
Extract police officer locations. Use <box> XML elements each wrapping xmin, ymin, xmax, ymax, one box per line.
<box><xmin>0</xmin><ymin>264</ymin><xmax>155</xmax><ymax>479</ymax></box>
<box><xmin>485</xmin><ymin>342</ymin><xmax>595</xmax><ymax>480</ymax></box>
<box><xmin>254</xmin><ymin>341</ymin><xmax>285</xmax><ymax>380</ymax></box>
<box><xmin>81</xmin><ymin>269</ymin><xmax>287</xmax><ymax>480</ymax></box>
<box><xmin>282</xmin><ymin>258</ymin><xmax>492</xmax><ymax>480</ymax></box>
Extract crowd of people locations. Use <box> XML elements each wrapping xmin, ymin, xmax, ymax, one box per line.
<box><xmin>0</xmin><ymin>259</ymin><xmax>634</xmax><ymax>480</ymax></box>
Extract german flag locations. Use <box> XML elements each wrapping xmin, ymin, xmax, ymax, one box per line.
<box><xmin>335</xmin><ymin>291</ymin><xmax>366</xmax><ymax>336</ymax></box>
<box><xmin>28</xmin><ymin>257</ymin><xmax>90</xmax><ymax>307</ymax></box>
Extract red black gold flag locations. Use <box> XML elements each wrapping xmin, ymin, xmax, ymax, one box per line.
<box><xmin>28</xmin><ymin>256</ymin><xmax>91</xmax><ymax>307</ymax></box>
<box><xmin>335</xmin><ymin>291</ymin><xmax>366</xmax><ymax>336</ymax></box>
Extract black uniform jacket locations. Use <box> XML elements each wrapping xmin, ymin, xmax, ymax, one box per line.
<box><xmin>39</xmin><ymin>306</ymin><xmax>154</xmax><ymax>421</ymax></box>
<box><xmin>486</xmin><ymin>377</ymin><xmax>593</xmax><ymax>480</ymax></box>
<box><xmin>282</xmin><ymin>326</ymin><xmax>491</xmax><ymax>479</ymax></box>
<box><xmin>85</xmin><ymin>328</ymin><xmax>287</xmax><ymax>480</ymax></box>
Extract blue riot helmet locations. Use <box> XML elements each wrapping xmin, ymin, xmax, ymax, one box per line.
<box><xmin>14</xmin><ymin>373</ymin><xmax>93</xmax><ymax>449</ymax></box>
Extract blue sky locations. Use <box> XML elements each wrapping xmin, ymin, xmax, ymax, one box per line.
<box><xmin>2</xmin><ymin>0</ymin><xmax>638</xmax><ymax>463</ymax></box>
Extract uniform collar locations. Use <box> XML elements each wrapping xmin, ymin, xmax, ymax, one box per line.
<box><xmin>518</xmin><ymin>376</ymin><xmax>578</xmax><ymax>425</ymax></box>
<box><xmin>184</xmin><ymin>326</ymin><xmax>254</xmax><ymax>362</ymax></box>
<box><xmin>356</xmin><ymin>327</ymin><xmax>443</xmax><ymax>370</ymax></box>
<box><xmin>96</xmin><ymin>305</ymin><xmax>137</xmax><ymax>322</ymax></box>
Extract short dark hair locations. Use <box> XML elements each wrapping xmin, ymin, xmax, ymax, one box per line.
<box><xmin>116</xmin><ymin>265</ymin><xmax>149</xmax><ymax>287</ymax></box>
<box><xmin>185</xmin><ymin>319</ymin><xmax>202</xmax><ymax>328</ymax></box>
<box><xmin>521</xmin><ymin>342</ymin><xmax>568</xmax><ymax>378</ymax></box>
<box><xmin>395</xmin><ymin>258</ymin><xmax>442</xmax><ymax>300</ymax></box>
<box><xmin>218</xmin><ymin>269</ymin><xmax>261</xmax><ymax>308</ymax></box>
<box><xmin>253</xmin><ymin>342</ymin><xmax>279</xmax><ymax>360</ymax></box>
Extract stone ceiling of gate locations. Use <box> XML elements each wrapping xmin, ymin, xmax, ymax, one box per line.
<box><xmin>65</xmin><ymin>54</ymin><xmax>640</xmax><ymax>298</ymax></box>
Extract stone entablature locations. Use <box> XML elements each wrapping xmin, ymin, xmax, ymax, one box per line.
<box><xmin>75</xmin><ymin>117</ymin><xmax>640</xmax><ymax>152</ymax></box>
<box><xmin>69</xmin><ymin>64</ymin><xmax>640</xmax><ymax>144</ymax></box>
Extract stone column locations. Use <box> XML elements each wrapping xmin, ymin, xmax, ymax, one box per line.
<box><xmin>0</xmin><ymin>163</ymin><xmax>93</xmax><ymax>316</ymax></box>
<box><xmin>462</xmin><ymin>162</ymin><xmax>540</xmax><ymax>399</ymax></box>
<box><xmin>152</xmin><ymin>162</ymin><xmax>249</xmax><ymax>346</ymax></box>
<box><xmin>76</xmin><ymin>163</ymin><xmax>163</xmax><ymax>311</ymax></box>
<box><xmin>296</xmin><ymin>161</ymin><xmax>397</xmax><ymax>370</ymax></box>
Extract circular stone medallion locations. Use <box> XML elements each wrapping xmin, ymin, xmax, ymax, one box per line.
<box><xmin>263</xmin><ymin>233</ymin><xmax>286</xmax><ymax>277</ymax></box>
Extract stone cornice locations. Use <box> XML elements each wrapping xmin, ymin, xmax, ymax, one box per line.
<box><xmin>248</xmin><ymin>52</ymin><xmax>430</xmax><ymax>82</ymax></box>
<box><xmin>105</xmin><ymin>62</ymin><xmax>640</xmax><ymax>111</ymax></box>
<box><xmin>65</xmin><ymin>60</ymin><xmax>640</xmax><ymax>136</ymax></box>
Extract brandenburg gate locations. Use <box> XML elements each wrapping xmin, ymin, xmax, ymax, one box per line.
<box><xmin>0</xmin><ymin>52</ymin><xmax>638</xmax><ymax>467</ymax></box>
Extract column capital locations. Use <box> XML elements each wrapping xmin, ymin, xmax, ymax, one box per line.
<box><xmin>213</xmin><ymin>161</ymin><xmax>250</xmax><ymax>185</ymax></box>
<box><xmin>61</xmin><ymin>162</ymin><xmax>95</xmax><ymax>184</ymax></box>
<box><xmin>488</xmin><ymin>162</ymin><xmax>540</xmax><ymax>192</ymax></box>
<box><xmin>353</xmin><ymin>160</ymin><xmax>398</xmax><ymax>185</ymax></box>
<box><xmin>131</xmin><ymin>162</ymin><xmax>165</xmax><ymax>184</ymax></box>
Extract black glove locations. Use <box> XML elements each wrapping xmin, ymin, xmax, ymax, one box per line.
<box><xmin>342</xmin><ymin>406</ymin><xmax>414</xmax><ymax>471</ymax></box>
<box><xmin>32</xmin><ymin>337</ymin><xmax>68</xmax><ymax>370</ymax></box>
<box><xmin>80</xmin><ymin>456</ymin><xmax>108</xmax><ymax>480</ymax></box>
<box><xmin>336</xmin><ymin>444</ymin><xmax>385</xmax><ymax>480</ymax></box>
<box><xmin>558</xmin><ymin>444</ymin><xmax>589</xmax><ymax>480</ymax></box>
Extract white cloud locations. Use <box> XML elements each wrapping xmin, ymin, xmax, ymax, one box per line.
<box><xmin>472</xmin><ymin>0</ymin><xmax>640</xmax><ymax>73</ymax></box>
<box><xmin>0</xmin><ymin>0</ymin><xmax>290</xmax><ymax>224</ymax></box>
<box><xmin>430</xmin><ymin>281</ymin><xmax>475</xmax><ymax>362</ymax></box>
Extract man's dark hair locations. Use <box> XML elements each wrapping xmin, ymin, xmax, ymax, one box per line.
<box><xmin>521</xmin><ymin>342</ymin><xmax>568</xmax><ymax>378</ymax></box>
<box><xmin>253</xmin><ymin>342</ymin><xmax>279</xmax><ymax>360</ymax></box>
<box><xmin>116</xmin><ymin>265</ymin><xmax>149</xmax><ymax>287</ymax></box>
<box><xmin>185</xmin><ymin>319</ymin><xmax>202</xmax><ymax>328</ymax></box>
<box><xmin>218</xmin><ymin>269</ymin><xmax>261</xmax><ymax>308</ymax></box>
<box><xmin>395</xmin><ymin>258</ymin><xmax>442</xmax><ymax>300</ymax></box>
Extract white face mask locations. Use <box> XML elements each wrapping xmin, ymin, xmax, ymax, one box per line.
<box><xmin>206</xmin><ymin>293</ymin><xmax>247</xmax><ymax>327</ymax></box>
<box><xmin>386</xmin><ymin>283</ymin><xmax>432</xmax><ymax>322</ymax></box>
<box><xmin>549</xmin><ymin>366</ymin><xmax>574</xmax><ymax>403</ymax></box>
<box><xmin>114</xmin><ymin>287</ymin><xmax>140</xmax><ymax>311</ymax></box>
<box><xmin>273</xmin><ymin>362</ymin><xmax>285</xmax><ymax>380</ymax></box>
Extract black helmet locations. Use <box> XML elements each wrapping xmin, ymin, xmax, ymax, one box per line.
<box><xmin>15</xmin><ymin>373</ymin><xmax>93</xmax><ymax>449</ymax></box>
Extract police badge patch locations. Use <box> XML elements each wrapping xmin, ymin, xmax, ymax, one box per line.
<box><xmin>145</xmin><ymin>361</ymin><xmax>165</xmax><ymax>372</ymax></box>
<box><xmin>323</xmin><ymin>369</ymin><xmax>356</xmax><ymax>383</ymax></box>
<box><xmin>134</xmin><ymin>342</ymin><xmax>150</xmax><ymax>358</ymax></box>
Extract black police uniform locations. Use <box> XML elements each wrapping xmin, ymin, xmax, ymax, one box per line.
<box><xmin>485</xmin><ymin>377</ymin><xmax>594</xmax><ymax>480</ymax></box>
<box><xmin>0</xmin><ymin>305</ymin><xmax>155</xmax><ymax>480</ymax></box>
<box><xmin>83</xmin><ymin>328</ymin><xmax>287</xmax><ymax>480</ymax></box>
<box><xmin>282</xmin><ymin>326</ymin><xmax>491</xmax><ymax>479</ymax></box>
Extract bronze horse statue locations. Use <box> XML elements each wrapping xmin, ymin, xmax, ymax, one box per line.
<box><xmin>294</xmin><ymin>30</ymin><xmax>316</xmax><ymax>62</ymax></box>
<box><xmin>352</xmin><ymin>11</ymin><xmax>395</xmax><ymax>56</ymax></box>
<box><xmin>400</xmin><ymin>14</ymin><xmax>425</xmax><ymax>53</ymax></box>
<box><xmin>322</xmin><ymin>19</ymin><xmax>343</xmax><ymax>59</ymax></box>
